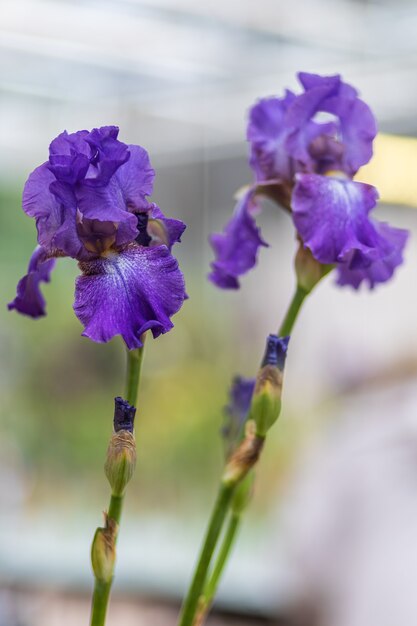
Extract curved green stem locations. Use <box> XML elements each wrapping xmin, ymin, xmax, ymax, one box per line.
<box><xmin>278</xmin><ymin>285</ymin><xmax>308</xmax><ymax>337</ymax></box>
<box><xmin>177</xmin><ymin>483</ymin><xmax>235</xmax><ymax>626</ymax></box>
<box><xmin>204</xmin><ymin>512</ymin><xmax>240</xmax><ymax>605</ymax></box>
<box><xmin>90</xmin><ymin>344</ymin><xmax>145</xmax><ymax>626</ymax></box>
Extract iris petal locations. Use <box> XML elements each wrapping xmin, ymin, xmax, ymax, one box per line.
<box><xmin>74</xmin><ymin>244</ymin><xmax>186</xmax><ymax>349</ymax></box>
<box><xmin>8</xmin><ymin>247</ymin><xmax>56</xmax><ymax>318</ymax></box>
<box><xmin>292</xmin><ymin>174</ymin><xmax>379</xmax><ymax>264</ymax></box>
<box><xmin>289</xmin><ymin>72</ymin><xmax>377</xmax><ymax>175</ymax></box>
<box><xmin>247</xmin><ymin>91</ymin><xmax>296</xmax><ymax>182</ymax></box>
<box><xmin>337</xmin><ymin>222</ymin><xmax>409</xmax><ymax>289</ymax></box>
<box><xmin>319</xmin><ymin>80</ymin><xmax>377</xmax><ymax>175</ymax></box>
<box><xmin>22</xmin><ymin>163</ymin><xmax>65</xmax><ymax>251</ymax></box>
<box><xmin>222</xmin><ymin>376</ymin><xmax>256</xmax><ymax>455</ymax></box>
<box><xmin>75</xmin><ymin>176</ymin><xmax>138</xmax><ymax>238</ymax></box>
<box><xmin>247</xmin><ymin>72</ymin><xmax>377</xmax><ymax>182</ymax></box>
<box><xmin>209</xmin><ymin>189</ymin><xmax>268</xmax><ymax>289</ymax></box>
<box><xmin>115</xmin><ymin>145</ymin><xmax>155</xmax><ymax>211</ymax></box>
<box><xmin>84</xmin><ymin>126</ymin><xmax>130</xmax><ymax>187</ymax></box>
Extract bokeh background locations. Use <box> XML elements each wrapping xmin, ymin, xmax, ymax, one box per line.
<box><xmin>1</xmin><ymin>1</ymin><xmax>417</xmax><ymax>625</ymax></box>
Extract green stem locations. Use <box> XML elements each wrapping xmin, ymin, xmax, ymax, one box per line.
<box><xmin>204</xmin><ymin>512</ymin><xmax>240</xmax><ymax>605</ymax></box>
<box><xmin>177</xmin><ymin>483</ymin><xmax>235</xmax><ymax>626</ymax></box>
<box><xmin>125</xmin><ymin>345</ymin><xmax>145</xmax><ymax>405</ymax></box>
<box><xmin>108</xmin><ymin>494</ymin><xmax>123</xmax><ymax>524</ymax></box>
<box><xmin>178</xmin><ymin>285</ymin><xmax>308</xmax><ymax>626</ymax></box>
<box><xmin>90</xmin><ymin>580</ymin><xmax>112</xmax><ymax>626</ymax></box>
<box><xmin>278</xmin><ymin>284</ymin><xmax>308</xmax><ymax>337</ymax></box>
<box><xmin>192</xmin><ymin>471</ymin><xmax>252</xmax><ymax>626</ymax></box>
<box><xmin>89</xmin><ymin>343</ymin><xmax>145</xmax><ymax>626</ymax></box>
<box><xmin>89</xmin><ymin>495</ymin><xmax>124</xmax><ymax>626</ymax></box>
<box><xmin>178</xmin><ymin>286</ymin><xmax>311</xmax><ymax>626</ymax></box>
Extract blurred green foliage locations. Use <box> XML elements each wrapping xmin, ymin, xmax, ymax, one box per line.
<box><xmin>0</xmin><ymin>183</ymin><xmax>303</xmax><ymax>521</ymax></box>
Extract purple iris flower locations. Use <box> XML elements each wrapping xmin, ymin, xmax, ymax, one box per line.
<box><xmin>9</xmin><ymin>126</ymin><xmax>186</xmax><ymax>349</ymax></box>
<box><xmin>210</xmin><ymin>72</ymin><xmax>408</xmax><ymax>290</ymax></box>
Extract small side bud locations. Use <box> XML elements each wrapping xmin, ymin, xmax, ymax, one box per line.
<box><xmin>91</xmin><ymin>515</ymin><xmax>117</xmax><ymax>583</ymax></box>
<box><xmin>295</xmin><ymin>241</ymin><xmax>333</xmax><ymax>293</ymax></box>
<box><xmin>105</xmin><ymin>397</ymin><xmax>137</xmax><ymax>496</ymax></box>
<box><xmin>251</xmin><ymin>335</ymin><xmax>289</xmax><ymax>437</ymax></box>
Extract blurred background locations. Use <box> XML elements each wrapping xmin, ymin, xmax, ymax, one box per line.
<box><xmin>1</xmin><ymin>0</ymin><xmax>417</xmax><ymax>624</ymax></box>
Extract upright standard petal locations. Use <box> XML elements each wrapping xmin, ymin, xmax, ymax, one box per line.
<box><xmin>337</xmin><ymin>221</ymin><xmax>409</xmax><ymax>289</ymax></box>
<box><xmin>49</xmin><ymin>126</ymin><xmax>130</xmax><ymax>188</ymax></box>
<box><xmin>285</xmin><ymin>73</ymin><xmax>340</xmax><ymax>169</ymax></box>
<box><xmin>209</xmin><ymin>189</ymin><xmax>268</xmax><ymax>289</ymax></box>
<box><xmin>286</xmin><ymin>73</ymin><xmax>377</xmax><ymax>176</ymax></box>
<box><xmin>22</xmin><ymin>163</ymin><xmax>65</xmax><ymax>251</ymax></box>
<box><xmin>84</xmin><ymin>126</ymin><xmax>130</xmax><ymax>187</ymax></box>
<box><xmin>115</xmin><ymin>145</ymin><xmax>155</xmax><ymax>211</ymax></box>
<box><xmin>24</xmin><ymin>163</ymin><xmax>86</xmax><ymax>259</ymax></box>
<box><xmin>74</xmin><ymin>244</ymin><xmax>186</xmax><ymax>349</ymax></box>
<box><xmin>8</xmin><ymin>247</ymin><xmax>56</xmax><ymax>318</ymax></box>
<box><xmin>22</xmin><ymin>127</ymin><xmax>160</xmax><ymax>262</ymax></box>
<box><xmin>49</xmin><ymin>129</ymin><xmax>92</xmax><ymax>185</ymax></box>
<box><xmin>74</xmin><ymin>145</ymin><xmax>155</xmax><ymax>245</ymax></box>
<box><xmin>292</xmin><ymin>174</ymin><xmax>379</xmax><ymax>264</ymax></box>
<box><xmin>76</xmin><ymin>144</ymin><xmax>154</xmax><ymax>221</ymax></box>
<box><xmin>319</xmin><ymin>80</ymin><xmax>377</xmax><ymax>175</ymax></box>
<box><xmin>247</xmin><ymin>91</ymin><xmax>296</xmax><ymax>182</ymax></box>
<box><xmin>49</xmin><ymin>129</ymin><xmax>90</xmax><ymax>157</ymax></box>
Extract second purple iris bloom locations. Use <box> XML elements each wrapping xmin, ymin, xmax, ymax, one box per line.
<box><xmin>209</xmin><ymin>72</ymin><xmax>408</xmax><ymax>290</ymax></box>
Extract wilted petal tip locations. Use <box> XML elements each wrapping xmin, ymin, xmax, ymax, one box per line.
<box><xmin>114</xmin><ymin>396</ymin><xmax>136</xmax><ymax>432</ymax></box>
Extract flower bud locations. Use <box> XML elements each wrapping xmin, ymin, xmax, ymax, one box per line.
<box><xmin>91</xmin><ymin>516</ymin><xmax>117</xmax><ymax>583</ymax></box>
<box><xmin>105</xmin><ymin>431</ymin><xmax>136</xmax><ymax>496</ymax></box>
<box><xmin>105</xmin><ymin>397</ymin><xmax>137</xmax><ymax>496</ymax></box>
<box><xmin>295</xmin><ymin>241</ymin><xmax>333</xmax><ymax>293</ymax></box>
<box><xmin>250</xmin><ymin>334</ymin><xmax>289</xmax><ymax>437</ymax></box>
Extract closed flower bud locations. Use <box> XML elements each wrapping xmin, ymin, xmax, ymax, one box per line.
<box><xmin>91</xmin><ymin>516</ymin><xmax>117</xmax><ymax>583</ymax></box>
<box><xmin>250</xmin><ymin>335</ymin><xmax>289</xmax><ymax>437</ymax></box>
<box><xmin>105</xmin><ymin>397</ymin><xmax>137</xmax><ymax>496</ymax></box>
<box><xmin>250</xmin><ymin>379</ymin><xmax>281</xmax><ymax>438</ymax></box>
<box><xmin>105</xmin><ymin>430</ymin><xmax>136</xmax><ymax>496</ymax></box>
<box><xmin>295</xmin><ymin>241</ymin><xmax>333</xmax><ymax>293</ymax></box>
